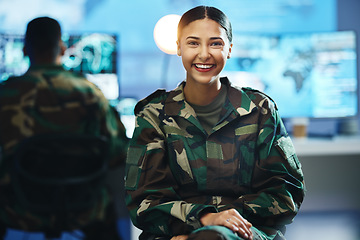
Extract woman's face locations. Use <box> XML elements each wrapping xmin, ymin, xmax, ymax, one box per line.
<box><xmin>177</xmin><ymin>18</ymin><xmax>232</xmax><ymax>86</ymax></box>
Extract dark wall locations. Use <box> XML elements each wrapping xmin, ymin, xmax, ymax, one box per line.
<box><xmin>337</xmin><ymin>0</ymin><xmax>360</xmax><ymax>31</ymax></box>
<box><xmin>337</xmin><ymin>0</ymin><xmax>360</xmax><ymax>132</ymax></box>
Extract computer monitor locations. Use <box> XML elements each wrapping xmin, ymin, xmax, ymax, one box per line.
<box><xmin>224</xmin><ymin>30</ymin><xmax>358</xmax><ymax>119</ymax></box>
<box><xmin>0</xmin><ymin>33</ymin><xmax>29</xmax><ymax>82</ymax></box>
<box><xmin>62</xmin><ymin>33</ymin><xmax>119</xmax><ymax>100</ymax></box>
<box><xmin>0</xmin><ymin>32</ymin><xmax>119</xmax><ymax>100</ymax></box>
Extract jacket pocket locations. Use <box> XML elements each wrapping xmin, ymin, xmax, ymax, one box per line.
<box><xmin>168</xmin><ymin>139</ymin><xmax>195</xmax><ymax>185</ymax></box>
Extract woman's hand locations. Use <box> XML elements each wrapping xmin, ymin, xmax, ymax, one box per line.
<box><xmin>200</xmin><ymin>209</ymin><xmax>253</xmax><ymax>240</ymax></box>
<box><xmin>171</xmin><ymin>235</ymin><xmax>188</xmax><ymax>240</ymax></box>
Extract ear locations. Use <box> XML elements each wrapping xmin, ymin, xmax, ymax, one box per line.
<box><xmin>176</xmin><ymin>40</ymin><xmax>181</xmax><ymax>56</ymax></box>
<box><xmin>23</xmin><ymin>46</ymin><xmax>28</xmax><ymax>56</ymax></box>
<box><xmin>59</xmin><ymin>40</ymin><xmax>66</xmax><ymax>56</ymax></box>
<box><xmin>227</xmin><ymin>43</ymin><xmax>233</xmax><ymax>59</ymax></box>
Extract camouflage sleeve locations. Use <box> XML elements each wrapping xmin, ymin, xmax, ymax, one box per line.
<box><xmin>125</xmin><ymin>108</ymin><xmax>216</xmax><ymax>237</ymax></box>
<box><xmin>220</xmin><ymin>96</ymin><xmax>305</xmax><ymax>227</ymax></box>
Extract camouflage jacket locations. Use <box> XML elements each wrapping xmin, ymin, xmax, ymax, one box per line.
<box><xmin>0</xmin><ymin>65</ymin><xmax>129</xmax><ymax>230</ymax></box>
<box><xmin>125</xmin><ymin>77</ymin><xmax>305</xmax><ymax>239</ymax></box>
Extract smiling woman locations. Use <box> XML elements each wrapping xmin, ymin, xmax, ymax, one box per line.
<box><xmin>125</xmin><ymin>5</ymin><xmax>305</xmax><ymax>240</ymax></box>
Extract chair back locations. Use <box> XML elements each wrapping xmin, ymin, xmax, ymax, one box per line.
<box><xmin>10</xmin><ymin>134</ymin><xmax>109</xmax><ymax>237</ymax></box>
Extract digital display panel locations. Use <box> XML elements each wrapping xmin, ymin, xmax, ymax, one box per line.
<box><xmin>0</xmin><ymin>32</ymin><xmax>119</xmax><ymax>100</ymax></box>
<box><xmin>0</xmin><ymin>33</ymin><xmax>29</xmax><ymax>82</ymax></box>
<box><xmin>224</xmin><ymin>31</ymin><xmax>358</xmax><ymax>119</ymax></box>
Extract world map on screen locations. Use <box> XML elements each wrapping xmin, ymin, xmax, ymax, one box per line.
<box><xmin>224</xmin><ymin>31</ymin><xmax>358</xmax><ymax>118</ymax></box>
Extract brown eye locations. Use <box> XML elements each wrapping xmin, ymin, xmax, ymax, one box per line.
<box><xmin>210</xmin><ymin>41</ymin><xmax>223</xmax><ymax>48</ymax></box>
<box><xmin>187</xmin><ymin>41</ymin><xmax>199</xmax><ymax>47</ymax></box>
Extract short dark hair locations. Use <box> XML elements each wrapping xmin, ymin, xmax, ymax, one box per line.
<box><xmin>177</xmin><ymin>6</ymin><xmax>232</xmax><ymax>43</ymax></box>
<box><xmin>24</xmin><ymin>17</ymin><xmax>62</xmax><ymax>54</ymax></box>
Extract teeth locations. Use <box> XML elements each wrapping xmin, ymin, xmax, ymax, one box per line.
<box><xmin>195</xmin><ymin>64</ymin><xmax>213</xmax><ymax>69</ymax></box>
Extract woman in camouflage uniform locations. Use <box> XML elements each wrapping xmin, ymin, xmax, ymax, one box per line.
<box><xmin>125</xmin><ymin>6</ymin><xmax>305</xmax><ymax>240</ymax></box>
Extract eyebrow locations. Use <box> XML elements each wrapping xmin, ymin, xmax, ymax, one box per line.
<box><xmin>186</xmin><ymin>36</ymin><xmax>199</xmax><ymax>40</ymax></box>
<box><xmin>186</xmin><ymin>36</ymin><xmax>224</xmax><ymax>41</ymax></box>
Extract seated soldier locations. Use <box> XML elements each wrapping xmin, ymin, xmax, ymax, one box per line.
<box><xmin>0</xmin><ymin>17</ymin><xmax>128</xmax><ymax>240</ymax></box>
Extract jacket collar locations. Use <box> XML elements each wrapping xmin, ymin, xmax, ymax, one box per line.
<box><xmin>27</xmin><ymin>64</ymin><xmax>65</xmax><ymax>72</ymax></box>
<box><xmin>164</xmin><ymin>77</ymin><xmax>258</xmax><ymax>119</ymax></box>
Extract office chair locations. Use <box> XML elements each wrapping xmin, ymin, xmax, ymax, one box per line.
<box><xmin>9</xmin><ymin>133</ymin><xmax>109</xmax><ymax>239</ymax></box>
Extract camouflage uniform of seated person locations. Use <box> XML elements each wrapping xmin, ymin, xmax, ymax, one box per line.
<box><xmin>0</xmin><ymin>17</ymin><xmax>128</xmax><ymax>240</ymax></box>
<box><xmin>125</xmin><ymin>6</ymin><xmax>305</xmax><ymax>240</ymax></box>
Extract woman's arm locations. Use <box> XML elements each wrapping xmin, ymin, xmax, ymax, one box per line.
<box><xmin>125</xmin><ymin>113</ymin><xmax>216</xmax><ymax>237</ymax></box>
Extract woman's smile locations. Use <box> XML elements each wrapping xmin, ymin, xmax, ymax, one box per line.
<box><xmin>193</xmin><ymin>63</ymin><xmax>215</xmax><ymax>72</ymax></box>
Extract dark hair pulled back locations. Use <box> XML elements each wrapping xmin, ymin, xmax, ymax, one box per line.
<box><xmin>177</xmin><ymin>6</ymin><xmax>232</xmax><ymax>43</ymax></box>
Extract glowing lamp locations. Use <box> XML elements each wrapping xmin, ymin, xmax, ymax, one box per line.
<box><xmin>153</xmin><ymin>14</ymin><xmax>181</xmax><ymax>55</ymax></box>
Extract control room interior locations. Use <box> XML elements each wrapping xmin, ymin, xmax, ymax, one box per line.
<box><xmin>0</xmin><ymin>0</ymin><xmax>359</xmax><ymax>239</ymax></box>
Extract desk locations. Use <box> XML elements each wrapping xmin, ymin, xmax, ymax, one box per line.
<box><xmin>292</xmin><ymin>135</ymin><xmax>360</xmax><ymax>157</ymax></box>
<box><xmin>291</xmin><ymin>135</ymin><xmax>360</xmax><ymax>212</ymax></box>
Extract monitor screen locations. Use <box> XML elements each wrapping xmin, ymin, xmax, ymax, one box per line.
<box><xmin>0</xmin><ymin>32</ymin><xmax>119</xmax><ymax>100</ymax></box>
<box><xmin>224</xmin><ymin>30</ymin><xmax>358</xmax><ymax>119</ymax></box>
<box><xmin>62</xmin><ymin>33</ymin><xmax>119</xmax><ymax>100</ymax></box>
<box><xmin>0</xmin><ymin>33</ymin><xmax>29</xmax><ymax>81</ymax></box>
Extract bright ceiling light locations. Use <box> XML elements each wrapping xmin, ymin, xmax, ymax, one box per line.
<box><xmin>153</xmin><ymin>14</ymin><xmax>181</xmax><ymax>55</ymax></box>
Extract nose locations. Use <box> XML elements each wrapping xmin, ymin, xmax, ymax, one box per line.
<box><xmin>198</xmin><ymin>45</ymin><xmax>210</xmax><ymax>61</ymax></box>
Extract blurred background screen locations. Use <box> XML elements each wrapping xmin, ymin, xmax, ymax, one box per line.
<box><xmin>0</xmin><ymin>32</ymin><xmax>120</xmax><ymax>100</ymax></box>
<box><xmin>224</xmin><ymin>30</ymin><xmax>358</xmax><ymax>119</ymax></box>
